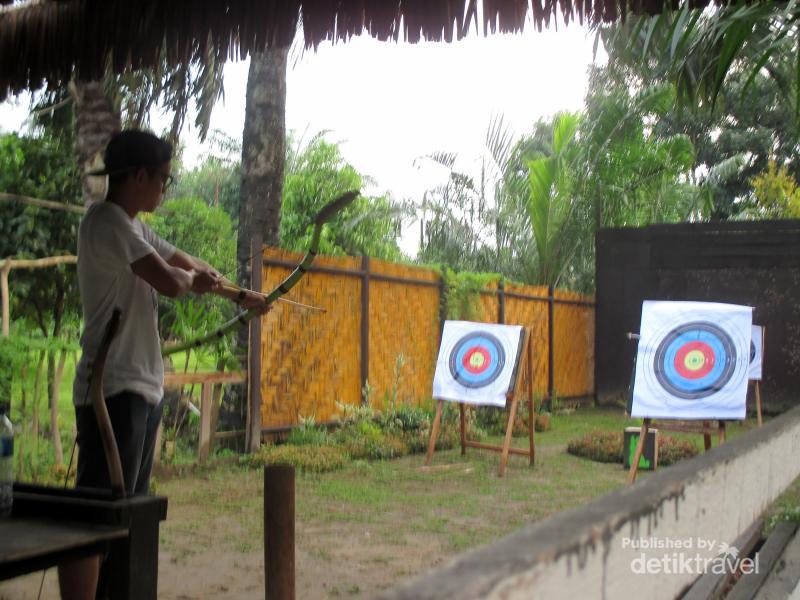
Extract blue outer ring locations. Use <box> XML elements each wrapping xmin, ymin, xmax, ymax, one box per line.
<box><xmin>448</xmin><ymin>332</ymin><xmax>505</xmax><ymax>389</ymax></box>
<box><xmin>654</xmin><ymin>322</ymin><xmax>736</xmax><ymax>400</ymax></box>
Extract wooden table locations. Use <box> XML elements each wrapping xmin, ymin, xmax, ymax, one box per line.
<box><xmin>0</xmin><ymin>517</ymin><xmax>127</xmax><ymax>580</ymax></box>
<box><xmin>1</xmin><ymin>484</ymin><xmax>168</xmax><ymax>600</ymax></box>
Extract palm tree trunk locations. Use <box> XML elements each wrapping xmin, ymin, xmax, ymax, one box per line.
<box><xmin>234</xmin><ymin>47</ymin><xmax>288</xmax><ymax>445</ymax></box>
<box><xmin>69</xmin><ymin>81</ymin><xmax>121</xmax><ymax>205</ymax></box>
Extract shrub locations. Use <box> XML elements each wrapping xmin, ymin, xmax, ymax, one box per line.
<box><xmin>567</xmin><ymin>431</ymin><xmax>624</xmax><ymax>463</ymax></box>
<box><xmin>334</xmin><ymin>421</ymin><xmax>408</xmax><ymax>460</ymax></box>
<box><xmin>244</xmin><ymin>444</ymin><xmax>348</xmax><ymax>473</ymax></box>
<box><xmin>378</xmin><ymin>404</ymin><xmax>429</xmax><ymax>434</ymax></box>
<box><xmin>658</xmin><ymin>436</ymin><xmax>699</xmax><ymax>466</ymax></box>
<box><xmin>567</xmin><ymin>430</ymin><xmax>700</xmax><ymax>466</ymax></box>
<box><xmin>286</xmin><ymin>417</ymin><xmax>331</xmax><ymax>446</ymax></box>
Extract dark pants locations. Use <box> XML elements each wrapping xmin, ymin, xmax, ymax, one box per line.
<box><xmin>75</xmin><ymin>391</ymin><xmax>163</xmax><ymax>496</ymax></box>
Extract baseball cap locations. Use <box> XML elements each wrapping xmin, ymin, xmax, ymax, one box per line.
<box><xmin>87</xmin><ymin>130</ymin><xmax>173</xmax><ymax>176</ymax></box>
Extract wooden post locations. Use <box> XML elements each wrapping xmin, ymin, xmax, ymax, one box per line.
<box><xmin>198</xmin><ymin>383</ymin><xmax>213</xmax><ymax>463</ymax></box>
<box><xmin>527</xmin><ymin>333</ymin><xmax>535</xmax><ymax>466</ymax></box>
<box><xmin>1</xmin><ymin>259</ymin><xmax>10</xmax><ymax>338</ymax></box>
<box><xmin>497</xmin><ymin>278</ymin><xmax>505</xmax><ymax>324</ymax></box>
<box><xmin>360</xmin><ymin>255</ymin><xmax>370</xmax><ymax>404</ymax></box>
<box><xmin>264</xmin><ymin>465</ymin><xmax>295</xmax><ymax>600</ymax></box>
<box><xmin>702</xmin><ymin>420</ymin><xmax>712</xmax><ymax>451</ymax></box>
<box><xmin>547</xmin><ymin>285</ymin><xmax>554</xmax><ymax>411</ymax></box>
<box><xmin>425</xmin><ymin>400</ymin><xmax>444</xmax><ymax>465</ymax></box>
<box><xmin>755</xmin><ymin>381</ymin><xmax>763</xmax><ymax>426</ymax></box>
<box><xmin>718</xmin><ymin>420</ymin><xmax>727</xmax><ymax>444</ymax></box>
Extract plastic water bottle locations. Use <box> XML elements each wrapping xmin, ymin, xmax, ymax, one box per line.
<box><xmin>0</xmin><ymin>405</ymin><xmax>13</xmax><ymax>517</ymax></box>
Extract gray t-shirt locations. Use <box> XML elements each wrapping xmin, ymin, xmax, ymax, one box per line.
<box><xmin>73</xmin><ymin>201</ymin><xmax>176</xmax><ymax>406</ymax></box>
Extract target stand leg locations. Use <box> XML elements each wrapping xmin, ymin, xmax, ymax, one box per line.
<box><xmin>718</xmin><ymin>420</ymin><xmax>727</xmax><ymax>444</ymax></box>
<box><xmin>499</xmin><ymin>393</ymin><xmax>520</xmax><ymax>478</ymax></box>
<box><xmin>459</xmin><ymin>403</ymin><xmax>467</xmax><ymax>456</ymax></box>
<box><xmin>425</xmin><ymin>400</ymin><xmax>445</xmax><ymax>465</ymax></box>
<box><xmin>755</xmin><ymin>381</ymin><xmax>763</xmax><ymax>427</ymax></box>
<box><xmin>627</xmin><ymin>419</ymin><xmax>650</xmax><ymax>484</ymax></box>
<box><xmin>703</xmin><ymin>420</ymin><xmax>712</xmax><ymax>451</ymax></box>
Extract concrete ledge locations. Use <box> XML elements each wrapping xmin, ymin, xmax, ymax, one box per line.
<box><xmin>378</xmin><ymin>406</ymin><xmax>800</xmax><ymax>600</ymax></box>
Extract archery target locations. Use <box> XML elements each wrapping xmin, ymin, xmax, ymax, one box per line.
<box><xmin>433</xmin><ymin>321</ymin><xmax>525</xmax><ymax>407</ymax></box>
<box><xmin>748</xmin><ymin>325</ymin><xmax>764</xmax><ymax>381</ymax></box>
<box><xmin>632</xmin><ymin>301</ymin><xmax>752</xmax><ymax>420</ymax></box>
<box><xmin>448</xmin><ymin>331</ymin><xmax>506</xmax><ymax>388</ymax></box>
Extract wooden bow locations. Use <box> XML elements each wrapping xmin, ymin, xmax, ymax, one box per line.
<box><xmin>161</xmin><ymin>190</ymin><xmax>359</xmax><ymax>357</ymax></box>
<box><xmin>89</xmin><ymin>308</ymin><xmax>126</xmax><ymax>499</ymax></box>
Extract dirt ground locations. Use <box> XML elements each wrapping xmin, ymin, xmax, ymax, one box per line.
<box><xmin>0</xmin><ymin>463</ymin><xmax>465</xmax><ymax>600</ymax></box>
<box><xmin>0</xmin><ymin>432</ymin><xmax>634</xmax><ymax>600</ymax></box>
<box><xmin>1</xmin><ymin>499</ymin><xmax>441</xmax><ymax>600</ymax></box>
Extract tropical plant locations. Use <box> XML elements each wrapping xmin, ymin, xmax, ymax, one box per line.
<box><xmin>281</xmin><ymin>131</ymin><xmax>404</xmax><ymax>260</ymax></box>
<box><xmin>525</xmin><ymin>112</ymin><xmax>582</xmax><ymax>287</ymax></box>
<box><xmin>166</xmin><ymin>130</ymin><xmax>242</xmax><ymax>224</ymax></box>
<box><xmin>748</xmin><ymin>160</ymin><xmax>800</xmax><ymax>218</ymax></box>
<box><xmin>594</xmin><ymin>2</ymin><xmax>800</xmax><ymax>218</ymax></box>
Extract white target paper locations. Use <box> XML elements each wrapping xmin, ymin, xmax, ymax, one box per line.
<box><xmin>749</xmin><ymin>325</ymin><xmax>764</xmax><ymax>381</ymax></box>
<box><xmin>631</xmin><ymin>301</ymin><xmax>752</xmax><ymax>420</ymax></box>
<box><xmin>432</xmin><ymin>321</ymin><xmax>525</xmax><ymax>407</ymax></box>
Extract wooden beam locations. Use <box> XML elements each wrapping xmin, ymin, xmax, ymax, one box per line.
<box><xmin>0</xmin><ymin>192</ymin><xmax>86</xmax><ymax>215</ymax></box>
<box><xmin>4</xmin><ymin>255</ymin><xmax>77</xmax><ymax>269</ymax></box>
<box><xmin>163</xmin><ymin>371</ymin><xmax>246</xmax><ymax>387</ymax></box>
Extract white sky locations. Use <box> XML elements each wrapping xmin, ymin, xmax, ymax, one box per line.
<box><xmin>0</xmin><ymin>22</ymin><xmax>605</xmax><ymax>253</ymax></box>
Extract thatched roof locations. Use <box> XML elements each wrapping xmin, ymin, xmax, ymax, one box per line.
<box><xmin>0</xmin><ymin>0</ymin><xmax>709</xmax><ymax>100</ymax></box>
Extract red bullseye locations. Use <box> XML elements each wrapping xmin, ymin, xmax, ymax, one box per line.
<box><xmin>674</xmin><ymin>341</ymin><xmax>715</xmax><ymax>379</ymax></box>
<box><xmin>462</xmin><ymin>346</ymin><xmax>491</xmax><ymax>374</ymax></box>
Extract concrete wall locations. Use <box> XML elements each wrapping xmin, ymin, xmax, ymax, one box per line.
<box><xmin>378</xmin><ymin>407</ymin><xmax>800</xmax><ymax>599</ymax></box>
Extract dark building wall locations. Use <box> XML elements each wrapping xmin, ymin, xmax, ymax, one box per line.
<box><xmin>595</xmin><ymin>220</ymin><xmax>800</xmax><ymax>413</ymax></box>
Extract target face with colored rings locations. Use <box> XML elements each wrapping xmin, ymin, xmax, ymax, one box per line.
<box><xmin>448</xmin><ymin>332</ymin><xmax>506</xmax><ymax>388</ymax></box>
<box><xmin>654</xmin><ymin>322</ymin><xmax>736</xmax><ymax>400</ymax></box>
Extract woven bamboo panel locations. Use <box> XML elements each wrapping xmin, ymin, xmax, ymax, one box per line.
<box><xmin>368</xmin><ymin>259</ymin><xmax>441</xmax><ymax>410</ymax></box>
<box><xmin>259</xmin><ymin>248</ymin><xmax>362</xmax><ymax>428</ymax></box>
<box><xmin>476</xmin><ymin>281</ymin><xmax>500</xmax><ymax>323</ymax></box>
<box><xmin>505</xmin><ymin>283</ymin><xmax>550</xmax><ymax>397</ymax></box>
<box><xmin>552</xmin><ymin>289</ymin><xmax>595</xmax><ymax>398</ymax></box>
<box><xmin>258</xmin><ymin>246</ymin><xmax>596</xmax><ymax>429</ymax></box>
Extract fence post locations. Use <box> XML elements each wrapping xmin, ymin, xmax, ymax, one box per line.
<box><xmin>548</xmin><ymin>285</ymin><xmax>554</xmax><ymax>412</ymax></box>
<box><xmin>360</xmin><ymin>255</ymin><xmax>370</xmax><ymax>405</ymax></box>
<box><xmin>498</xmin><ymin>278</ymin><xmax>505</xmax><ymax>324</ymax></box>
<box><xmin>438</xmin><ymin>271</ymin><xmax>447</xmax><ymax>343</ymax></box>
<box><xmin>264</xmin><ymin>465</ymin><xmax>295</xmax><ymax>600</ymax></box>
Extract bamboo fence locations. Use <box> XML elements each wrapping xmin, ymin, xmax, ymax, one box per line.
<box><xmin>258</xmin><ymin>248</ymin><xmax>595</xmax><ymax>430</ymax></box>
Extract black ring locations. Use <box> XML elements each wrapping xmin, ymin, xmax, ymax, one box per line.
<box><xmin>652</xmin><ymin>321</ymin><xmax>736</xmax><ymax>400</ymax></box>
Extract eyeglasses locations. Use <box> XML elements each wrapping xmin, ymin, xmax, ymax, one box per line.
<box><xmin>153</xmin><ymin>171</ymin><xmax>174</xmax><ymax>190</ymax></box>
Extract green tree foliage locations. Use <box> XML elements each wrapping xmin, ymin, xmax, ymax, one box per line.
<box><xmin>749</xmin><ymin>161</ymin><xmax>800</xmax><ymax>218</ymax></box>
<box><xmin>144</xmin><ymin>198</ymin><xmax>238</xmax><ymax>364</ymax></box>
<box><xmin>0</xmin><ymin>132</ymin><xmax>82</xmax><ymax>338</ymax></box>
<box><xmin>526</xmin><ymin>112</ymin><xmax>582</xmax><ymax>287</ymax></box>
<box><xmin>281</xmin><ymin>132</ymin><xmax>403</xmax><ymax>260</ymax></box>
<box><xmin>165</xmin><ymin>131</ymin><xmax>242</xmax><ymax>224</ymax></box>
<box><xmin>595</xmin><ymin>3</ymin><xmax>799</xmax><ymax>218</ymax></box>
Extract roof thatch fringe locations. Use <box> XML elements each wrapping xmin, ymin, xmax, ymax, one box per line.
<box><xmin>0</xmin><ymin>0</ymin><xmax>712</xmax><ymax>100</ymax></box>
